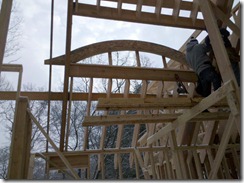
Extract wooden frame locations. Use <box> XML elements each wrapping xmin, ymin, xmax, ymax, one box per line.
<box><xmin>5</xmin><ymin>0</ymin><xmax>240</xmax><ymax>180</ymax></box>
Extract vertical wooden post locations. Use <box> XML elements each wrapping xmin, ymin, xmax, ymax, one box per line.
<box><xmin>8</xmin><ymin>97</ymin><xmax>32</xmax><ymax>179</ymax></box>
<box><xmin>60</xmin><ymin>0</ymin><xmax>73</xmax><ymax>152</ymax></box>
<box><xmin>0</xmin><ymin>0</ymin><xmax>13</xmax><ymax>73</ymax></box>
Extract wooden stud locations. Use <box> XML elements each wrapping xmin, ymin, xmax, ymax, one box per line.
<box><xmin>172</xmin><ymin>0</ymin><xmax>181</xmax><ymax>21</ymax></box>
<box><xmin>155</xmin><ymin>0</ymin><xmax>163</xmax><ymax>19</ymax></box>
<box><xmin>209</xmin><ymin>114</ymin><xmax>235</xmax><ymax>179</ymax></box>
<box><xmin>60</xmin><ymin>0</ymin><xmax>73</xmax><ymax>152</ymax></box>
<box><xmin>73</xmin><ymin>3</ymin><xmax>205</xmax><ymax>29</ymax></box>
<box><xmin>8</xmin><ymin>97</ymin><xmax>32</xmax><ymax>179</ymax></box>
<box><xmin>27</xmin><ymin>154</ymin><xmax>35</xmax><ymax>179</ymax></box>
<box><xmin>0</xmin><ymin>0</ymin><xmax>13</xmax><ymax>72</ymax></box>
<box><xmin>190</xmin><ymin>0</ymin><xmax>199</xmax><ymax>25</ymax></box>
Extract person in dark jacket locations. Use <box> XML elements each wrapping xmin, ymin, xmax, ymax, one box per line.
<box><xmin>205</xmin><ymin>28</ymin><xmax>240</xmax><ymax>86</ymax></box>
<box><xmin>186</xmin><ymin>37</ymin><xmax>222</xmax><ymax>97</ymax></box>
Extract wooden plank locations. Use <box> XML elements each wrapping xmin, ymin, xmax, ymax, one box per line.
<box><xmin>96</xmin><ymin>97</ymin><xmax>228</xmax><ymax>110</ymax></box>
<box><xmin>8</xmin><ymin>97</ymin><xmax>32</xmax><ymax>179</ymax></box>
<box><xmin>73</xmin><ymin>3</ymin><xmax>206</xmax><ymax>30</ymax></box>
<box><xmin>0</xmin><ymin>91</ymin><xmax>156</xmax><ymax>101</ymax></box>
<box><xmin>45</xmin><ymin>40</ymin><xmax>188</xmax><ymax>66</ymax></box>
<box><xmin>27</xmin><ymin>154</ymin><xmax>35</xmax><ymax>179</ymax></box>
<box><xmin>96</xmin><ymin>0</ymin><xmax>194</xmax><ymax>11</ymax></box>
<box><xmin>65</xmin><ymin>77</ymin><xmax>73</xmax><ymax>151</ymax></box>
<box><xmin>136</xmin><ymin>0</ymin><xmax>143</xmax><ymax>18</ymax></box>
<box><xmin>69</xmin><ymin>64</ymin><xmax>198</xmax><ymax>82</ymax></box>
<box><xmin>147</xmin><ymin>80</ymin><xmax>235</xmax><ymax>145</ymax></box>
<box><xmin>209</xmin><ymin>114</ymin><xmax>235</xmax><ymax>179</ymax></box>
<box><xmin>190</xmin><ymin>0</ymin><xmax>199</xmax><ymax>24</ymax></box>
<box><xmin>172</xmin><ymin>0</ymin><xmax>181</xmax><ymax>20</ymax></box>
<box><xmin>134</xmin><ymin>148</ymin><xmax>150</xmax><ymax>179</ymax></box>
<box><xmin>169</xmin><ymin>131</ymin><xmax>183</xmax><ymax>179</ymax></box>
<box><xmin>1</xmin><ymin>64</ymin><xmax>23</xmax><ymax>72</ymax></box>
<box><xmin>117</xmin><ymin>0</ymin><xmax>122</xmax><ymax>16</ymax></box>
<box><xmin>199</xmin><ymin>121</ymin><xmax>219</xmax><ymax>163</ymax></box>
<box><xmin>83</xmin><ymin>78</ymin><xmax>93</xmax><ymax>151</ymax></box>
<box><xmin>192</xmin><ymin>150</ymin><xmax>203</xmax><ymax>179</ymax></box>
<box><xmin>60</xmin><ymin>0</ymin><xmax>73</xmax><ymax>152</ymax></box>
<box><xmin>0</xmin><ymin>0</ymin><xmax>13</xmax><ymax>72</ymax></box>
<box><xmin>129</xmin><ymin>80</ymin><xmax>147</xmax><ymax>168</ymax></box>
<box><xmin>155</xmin><ymin>0</ymin><xmax>163</xmax><ymax>19</ymax></box>
<box><xmin>82</xmin><ymin>112</ymin><xmax>229</xmax><ymax>126</ymax></box>
<box><xmin>40</xmin><ymin>143</ymin><xmax>240</xmax><ymax>156</ymax></box>
<box><xmin>49</xmin><ymin>154</ymin><xmax>89</xmax><ymax>170</ymax></box>
<box><xmin>114</xmin><ymin>79</ymin><xmax>130</xmax><ymax>169</ymax></box>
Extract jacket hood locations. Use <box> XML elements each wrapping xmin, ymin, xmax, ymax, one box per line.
<box><xmin>186</xmin><ymin>40</ymin><xmax>198</xmax><ymax>52</ymax></box>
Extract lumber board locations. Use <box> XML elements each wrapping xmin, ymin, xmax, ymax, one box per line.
<box><xmin>39</xmin><ymin>143</ymin><xmax>240</xmax><ymax>157</ymax></box>
<box><xmin>209</xmin><ymin>114</ymin><xmax>235</xmax><ymax>179</ymax></box>
<box><xmin>82</xmin><ymin>112</ymin><xmax>229</xmax><ymax>126</ymax></box>
<box><xmin>8</xmin><ymin>97</ymin><xmax>32</xmax><ymax>179</ymax></box>
<box><xmin>96</xmin><ymin>97</ymin><xmax>228</xmax><ymax>110</ymax></box>
<box><xmin>102</xmin><ymin>0</ymin><xmax>193</xmax><ymax>11</ymax></box>
<box><xmin>73</xmin><ymin>3</ymin><xmax>205</xmax><ymax>30</ymax></box>
<box><xmin>1</xmin><ymin>64</ymin><xmax>23</xmax><ymax>72</ymax></box>
<box><xmin>45</xmin><ymin>40</ymin><xmax>188</xmax><ymax>66</ymax></box>
<box><xmin>0</xmin><ymin>0</ymin><xmax>13</xmax><ymax>71</ymax></box>
<box><xmin>69</xmin><ymin>64</ymin><xmax>198</xmax><ymax>82</ymax></box>
<box><xmin>0</xmin><ymin>91</ymin><xmax>158</xmax><ymax>101</ymax></box>
<box><xmin>60</xmin><ymin>0</ymin><xmax>73</xmax><ymax>152</ymax></box>
<box><xmin>48</xmin><ymin>154</ymin><xmax>89</xmax><ymax>170</ymax></box>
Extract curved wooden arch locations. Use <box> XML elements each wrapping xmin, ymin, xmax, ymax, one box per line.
<box><xmin>45</xmin><ymin>40</ymin><xmax>187</xmax><ymax>66</ymax></box>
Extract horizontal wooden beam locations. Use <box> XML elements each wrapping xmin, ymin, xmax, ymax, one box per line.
<box><xmin>38</xmin><ymin>143</ymin><xmax>240</xmax><ymax>156</ymax></box>
<box><xmin>101</xmin><ymin>0</ymin><xmax>194</xmax><ymax>11</ymax></box>
<box><xmin>69</xmin><ymin>64</ymin><xmax>198</xmax><ymax>82</ymax></box>
<box><xmin>0</xmin><ymin>91</ymin><xmax>156</xmax><ymax>101</ymax></box>
<box><xmin>82</xmin><ymin>112</ymin><xmax>229</xmax><ymax>126</ymax></box>
<box><xmin>45</xmin><ymin>40</ymin><xmax>187</xmax><ymax>66</ymax></box>
<box><xmin>73</xmin><ymin>3</ymin><xmax>206</xmax><ymax>30</ymax></box>
<box><xmin>49</xmin><ymin>154</ymin><xmax>89</xmax><ymax>170</ymax></box>
<box><xmin>1</xmin><ymin>64</ymin><xmax>23</xmax><ymax>72</ymax></box>
<box><xmin>96</xmin><ymin>97</ymin><xmax>228</xmax><ymax>110</ymax></box>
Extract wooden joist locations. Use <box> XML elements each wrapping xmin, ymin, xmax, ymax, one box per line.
<box><xmin>82</xmin><ymin>112</ymin><xmax>230</xmax><ymax>126</ymax></box>
<box><xmin>96</xmin><ymin>97</ymin><xmax>228</xmax><ymax>110</ymax></box>
<box><xmin>73</xmin><ymin>2</ymin><xmax>206</xmax><ymax>30</ymax></box>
